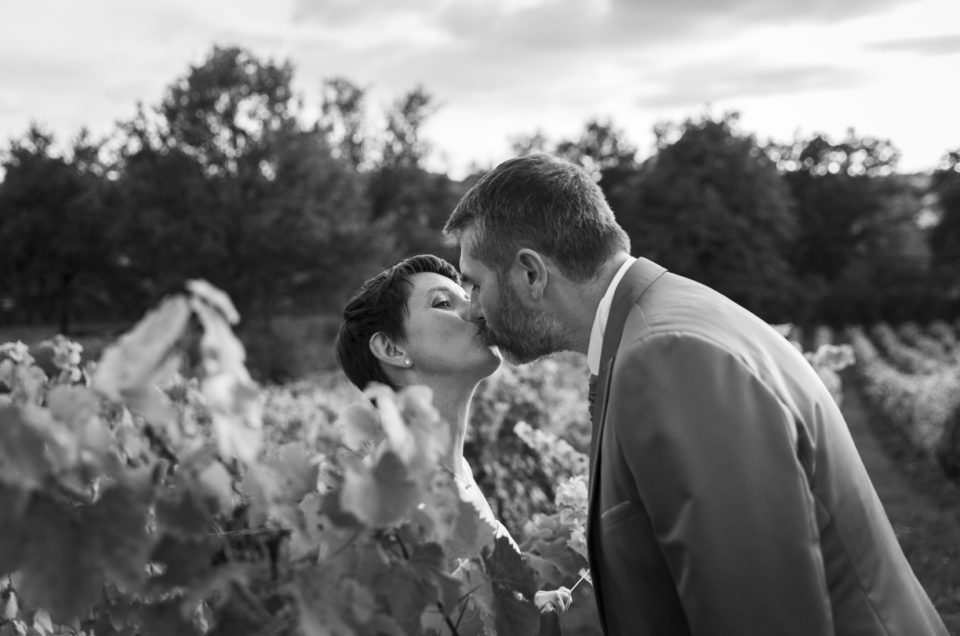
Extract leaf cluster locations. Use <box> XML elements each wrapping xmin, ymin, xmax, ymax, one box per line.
<box><xmin>0</xmin><ymin>283</ymin><xmax>580</xmax><ymax>636</ymax></box>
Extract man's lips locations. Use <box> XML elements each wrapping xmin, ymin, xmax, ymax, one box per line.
<box><xmin>477</xmin><ymin>325</ymin><xmax>498</xmax><ymax>347</ymax></box>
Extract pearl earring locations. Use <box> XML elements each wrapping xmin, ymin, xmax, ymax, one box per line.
<box><xmin>405</xmin><ymin>358</ymin><xmax>411</xmax><ymax>367</ymax></box>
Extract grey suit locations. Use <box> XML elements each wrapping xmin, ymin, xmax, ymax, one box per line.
<box><xmin>586</xmin><ymin>258</ymin><xmax>946</xmax><ymax>635</ymax></box>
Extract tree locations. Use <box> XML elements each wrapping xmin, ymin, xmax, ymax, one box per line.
<box><xmin>111</xmin><ymin>105</ymin><xmax>222</xmax><ymax>306</ymax></box>
<box><xmin>769</xmin><ymin>130</ymin><xmax>902</xmax><ymax>284</ymax></box>
<box><xmin>365</xmin><ymin>87</ymin><xmax>460</xmax><ymax>260</ymax></box>
<box><xmin>380</xmin><ymin>86</ymin><xmax>435</xmax><ymax>170</ymax></box>
<box><xmin>319</xmin><ymin>76</ymin><xmax>368</xmax><ymax>170</ymax></box>
<box><xmin>930</xmin><ymin>150</ymin><xmax>960</xmax><ymax>276</ymax></box>
<box><xmin>622</xmin><ymin>112</ymin><xmax>799</xmax><ymax>319</ymax></box>
<box><xmin>553</xmin><ymin>118</ymin><xmax>638</xmax><ymax>182</ymax></box>
<box><xmin>511</xmin><ymin>118</ymin><xmax>641</xmax><ymax>238</ymax></box>
<box><xmin>770</xmin><ymin>130</ymin><xmax>938</xmax><ymax>322</ymax></box>
<box><xmin>0</xmin><ymin>125</ymin><xmax>114</xmax><ymax>332</ymax></box>
<box><xmin>114</xmin><ymin>46</ymin><xmax>373</xmax><ymax>318</ymax></box>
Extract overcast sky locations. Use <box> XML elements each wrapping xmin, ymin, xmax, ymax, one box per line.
<box><xmin>2</xmin><ymin>0</ymin><xmax>958</xmax><ymax>177</ymax></box>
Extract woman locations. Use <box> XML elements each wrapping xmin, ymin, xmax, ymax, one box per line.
<box><xmin>335</xmin><ymin>254</ymin><xmax>573</xmax><ymax>616</ymax></box>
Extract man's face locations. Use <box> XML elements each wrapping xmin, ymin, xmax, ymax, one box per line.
<box><xmin>458</xmin><ymin>227</ymin><xmax>568</xmax><ymax>364</ymax></box>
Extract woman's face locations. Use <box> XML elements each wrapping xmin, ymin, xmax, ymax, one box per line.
<box><xmin>400</xmin><ymin>272</ymin><xmax>502</xmax><ymax>381</ymax></box>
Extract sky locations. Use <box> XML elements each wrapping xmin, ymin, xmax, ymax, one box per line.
<box><xmin>2</xmin><ymin>0</ymin><xmax>959</xmax><ymax>178</ymax></box>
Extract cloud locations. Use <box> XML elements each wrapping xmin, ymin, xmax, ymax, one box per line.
<box><xmin>293</xmin><ymin>0</ymin><xmax>924</xmax><ymax>52</ymax></box>
<box><xmin>636</xmin><ymin>63</ymin><xmax>868</xmax><ymax>108</ymax></box>
<box><xmin>281</xmin><ymin>0</ymin><xmax>919</xmax><ymax>106</ymax></box>
<box><xmin>867</xmin><ymin>33</ymin><xmax>960</xmax><ymax>55</ymax></box>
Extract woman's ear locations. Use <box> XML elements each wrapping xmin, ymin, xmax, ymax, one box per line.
<box><xmin>369</xmin><ymin>332</ymin><xmax>411</xmax><ymax>369</ymax></box>
<box><xmin>515</xmin><ymin>248</ymin><xmax>548</xmax><ymax>300</ymax></box>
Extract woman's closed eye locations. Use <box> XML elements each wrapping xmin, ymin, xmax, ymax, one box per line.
<box><xmin>432</xmin><ymin>292</ymin><xmax>469</xmax><ymax>310</ymax></box>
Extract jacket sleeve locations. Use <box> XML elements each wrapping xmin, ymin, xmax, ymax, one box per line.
<box><xmin>608</xmin><ymin>331</ymin><xmax>834</xmax><ymax>635</ymax></box>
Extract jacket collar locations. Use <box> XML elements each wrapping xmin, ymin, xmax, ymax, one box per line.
<box><xmin>595</xmin><ymin>257</ymin><xmax>667</xmax><ymax>401</ymax></box>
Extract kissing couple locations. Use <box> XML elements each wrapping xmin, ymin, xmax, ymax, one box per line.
<box><xmin>334</xmin><ymin>154</ymin><xmax>947</xmax><ymax>635</ymax></box>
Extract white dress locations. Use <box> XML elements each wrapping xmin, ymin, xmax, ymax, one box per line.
<box><xmin>452</xmin><ymin>455</ymin><xmax>520</xmax><ymax>552</ymax></box>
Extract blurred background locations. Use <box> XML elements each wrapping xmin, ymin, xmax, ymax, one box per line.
<box><xmin>0</xmin><ymin>0</ymin><xmax>958</xmax><ymax>381</ymax></box>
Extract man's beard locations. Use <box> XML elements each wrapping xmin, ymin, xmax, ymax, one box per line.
<box><xmin>480</xmin><ymin>281</ymin><xmax>570</xmax><ymax>365</ymax></box>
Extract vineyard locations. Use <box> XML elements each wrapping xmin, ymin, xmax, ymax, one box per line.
<box><xmin>0</xmin><ymin>284</ymin><xmax>959</xmax><ymax>635</ymax></box>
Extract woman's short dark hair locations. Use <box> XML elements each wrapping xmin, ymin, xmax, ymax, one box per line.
<box><xmin>335</xmin><ymin>254</ymin><xmax>461</xmax><ymax>391</ymax></box>
<box><xmin>443</xmin><ymin>153</ymin><xmax>630</xmax><ymax>282</ymax></box>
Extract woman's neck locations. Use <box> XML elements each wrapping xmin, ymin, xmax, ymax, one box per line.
<box><xmin>418</xmin><ymin>377</ymin><xmax>476</xmax><ymax>479</ymax></box>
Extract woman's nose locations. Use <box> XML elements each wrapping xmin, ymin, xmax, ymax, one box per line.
<box><xmin>467</xmin><ymin>294</ymin><xmax>483</xmax><ymax>322</ymax></box>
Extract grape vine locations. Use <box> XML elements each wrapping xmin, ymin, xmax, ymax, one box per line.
<box><xmin>0</xmin><ymin>281</ymin><xmax>588</xmax><ymax>636</ymax></box>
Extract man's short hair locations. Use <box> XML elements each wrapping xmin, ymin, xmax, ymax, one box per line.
<box><xmin>335</xmin><ymin>254</ymin><xmax>460</xmax><ymax>391</ymax></box>
<box><xmin>443</xmin><ymin>153</ymin><xmax>630</xmax><ymax>281</ymax></box>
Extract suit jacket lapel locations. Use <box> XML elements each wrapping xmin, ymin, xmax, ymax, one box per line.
<box><xmin>585</xmin><ymin>258</ymin><xmax>666</xmax><ymax>632</ymax></box>
<box><xmin>588</xmin><ymin>257</ymin><xmax>667</xmax><ymax>465</ymax></box>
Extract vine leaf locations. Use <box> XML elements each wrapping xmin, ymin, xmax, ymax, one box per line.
<box><xmin>46</xmin><ymin>385</ymin><xmax>106</xmax><ymax>446</ymax></box>
<box><xmin>396</xmin><ymin>386</ymin><xmax>449</xmax><ymax>470</ymax></box>
<box><xmin>87</xmin><ymin>484</ymin><xmax>157</xmax><ymax>589</ymax></box>
<box><xmin>0</xmin><ymin>482</ymin><xmax>28</xmax><ymax>575</ymax></box>
<box><xmin>148</xmin><ymin>535</ymin><xmax>218</xmax><ymax>589</ymax></box>
<box><xmin>139</xmin><ymin>599</ymin><xmax>202</xmax><ymax>636</ymax></box>
<box><xmin>19</xmin><ymin>497</ymin><xmax>104</xmax><ymax>623</ymax></box>
<box><xmin>483</xmin><ymin>536</ymin><xmax>540</xmax><ymax>636</ymax></box>
<box><xmin>156</xmin><ymin>484</ymin><xmax>214</xmax><ymax>539</ymax></box>
<box><xmin>380</xmin><ymin>561</ymin><xmax>432</xmax><ymax>633</ymax></box>
<box><xmin>294</xmin><ymin>568</ymin><xmax>378</xmax><ymax>636</ymax></box>
<box><xmin>338</xmin><ymin>403</ymin><xmax>382</xmax><ymax>451</ymax></box>
<box><xmin>197</xmin><ymin>461</ymin><xmax>234</xmax><ymax>515</ymax></box>
<box><xmin>267</xmin><ymin>442</ymin><xmax>318</xmax><ymax>503</ymax></box>
<box><xmin>186</xmin><ymin>279</ymin><xmax>240</xmax><ymax>325</ymax></box>
<box><xmin>92</xmin><ymin>296</ymin><xmax>190</xmax><ymax>426</ymax></box>
<box><xmin>191</xmin><ymin>292</ymin><xmax>263</xmax><ymax>465</ymax></box>
<box><xmin>206</xmin><ymin>376</ymin><xmax>263</xmax><ymax>465</ymax></box>
<box><xmin>340</xmin><ymin>451</ymin><xmax>418</xmax><ymax>527</ymax></box>
<box><xmin>0</xmin><ymin>406</ymin><xmax>50</xmax><ymax>489</ymax></box>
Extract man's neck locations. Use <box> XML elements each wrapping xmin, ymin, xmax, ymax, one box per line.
<box><xmin>556</xmin><ymin>252</ymin><xmax>632</xmax><ymax>355</ymax></box>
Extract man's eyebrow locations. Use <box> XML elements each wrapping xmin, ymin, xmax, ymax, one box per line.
<box><xmin>459</xmin><ymin>273</ymin><xmax>476</xmax><ymax>286</ymax></box>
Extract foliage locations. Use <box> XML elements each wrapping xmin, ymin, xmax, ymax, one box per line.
<box><xmin>775</xmin><ymin>323</ymin><xmax>855</xmax><ymax>406</ymax></box>
<box><xmin>929</xmin><ymin>150</ymin><xmax>960</xmax><ymax>279</ymax></box>
<box><xmin>0</xmin><ymin>283</ymin><xmax>586</xmax><ymax>636</ymax></box>
<box><xmin>847</xmin><ymin>324</ymin><xmax>960</xmax><ymax>478</ymax></box>
<box><xmin>1</xmin><ymin>44</ymin><xmax>957</xmax><ymax>330</ymax></box>
<box><xmin>114</xmin><ymin>46</ymin><xmax>382</xmax><ymax>319</ymax></box>
<box><xmin>512</xmin><ymin>118</ymin><xmax>638</xmax><ymax>185</ymax></box>
<box><xmin>319</xmin><ymin>77</ymin><xmax>368</xmax><ymax>171</ymax></box>
<box><xmin>0</xmin><ymin>126</ymin><xmax>116</xmax><ymax>332</ymax></box>
<box><xmin>466</xmin><ymin>353</ymin><xmax>591</xmax><ymax>537</ymax></box>
<box><xmin>770</xmin><ymin>131</ymin><xmax>940</xmax><ymax>324</ymax></box>
<box><xmin>624</xmin><ymin>112</ymin><xmax>799</xmax><ymax>320</ymax></box>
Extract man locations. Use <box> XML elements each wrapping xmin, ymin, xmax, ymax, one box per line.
<box><xmin>443</xmin><ymin>153</ymin><xmax>947</xmax><ymax>635</ymax></box>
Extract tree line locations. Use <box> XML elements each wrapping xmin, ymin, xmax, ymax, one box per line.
<box><xmin>1</xmin><ymin>45</ymin><xmax>957</xmax><ymax>335</ymax></box>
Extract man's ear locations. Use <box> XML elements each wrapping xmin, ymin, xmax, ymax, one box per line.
<box><xmin>514</xmin><ymin>249</ymin><xmax>548</xmax><ymax>300</ymax></box>
<box><xmin>369</xmin><ymin>332</ymin><xmax>410</xmax><ymax>369</ymax></box>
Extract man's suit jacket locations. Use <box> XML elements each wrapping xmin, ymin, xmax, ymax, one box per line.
<box><xmin>586</xmin><ymin>258</ymin><xmax>946</xmax><ymax>636</ymax></box>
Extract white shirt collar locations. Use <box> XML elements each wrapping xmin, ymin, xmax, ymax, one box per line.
<box><xmin>587</xmin><ymin>257</ymin><xmax>637</xmax><ymax>375</ymax></box>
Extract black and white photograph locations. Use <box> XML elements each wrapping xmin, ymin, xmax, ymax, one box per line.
<box><xmin>1</xmin><ymin>1</ymin><xmax>959</xmax><ymax>634</ymax></box>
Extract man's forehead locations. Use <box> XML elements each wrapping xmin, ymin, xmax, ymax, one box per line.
<box><xmin>458</xmin><ymin>250</ymin><xmax>483</xmax><ymax>281</ymax></box>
